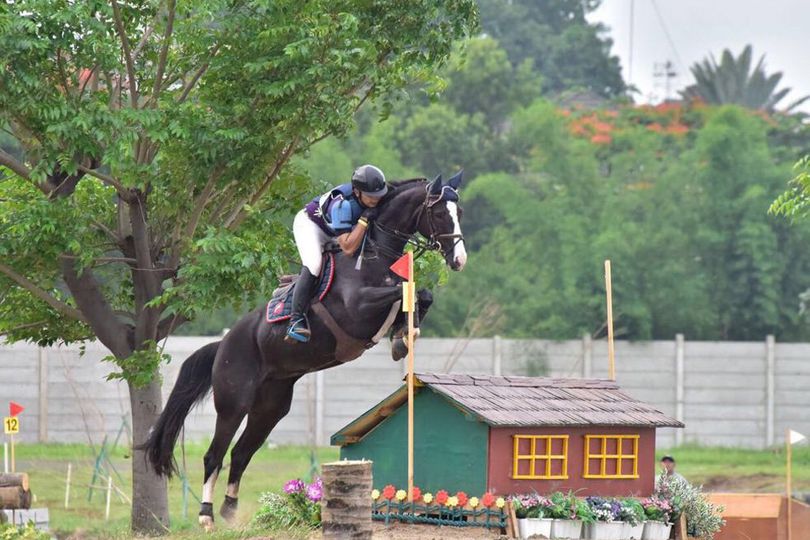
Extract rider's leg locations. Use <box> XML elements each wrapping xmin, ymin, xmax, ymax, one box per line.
<box><xmin>286</xmin><ymin>211</ymin><xmax>327</xmax><ymax>343</ymax></box>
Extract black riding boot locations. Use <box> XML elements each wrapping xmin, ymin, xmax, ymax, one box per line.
<box><xmin>285</xmin><ymin>267</ymin><xmax>319</xmax><ymax>343</ymax></box>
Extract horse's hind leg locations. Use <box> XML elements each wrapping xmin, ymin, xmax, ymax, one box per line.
<box><xmin>390</xmin><ymin>289</ymin><xmax>433</xmax><ymax>361</ymax></box>
<box><xmin>220</xmin><ymin>378</ymin><xmax>298</xmax><ymax>522</ymax></box>
<box><xmin>199</xmin><ymin>410</ymin><xmax>246</xmax><ymax>530</ymax></box>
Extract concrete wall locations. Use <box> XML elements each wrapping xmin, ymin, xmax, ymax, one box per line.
<box><xmin>1</xmin><ymin>335</ymin><xmax>808</xmax><ymax>450</ymax></box>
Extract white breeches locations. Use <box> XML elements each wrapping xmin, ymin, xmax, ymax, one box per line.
<box><xmin>293</xmin><ymin>210</ymin><xmax>331</xmax><ymax>275</ymax></box>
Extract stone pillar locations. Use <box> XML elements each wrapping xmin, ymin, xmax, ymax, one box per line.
<box><xmin>321</xmin><ymin>460</ymin><xmax>373</xmax><ymax>539</ymax></box>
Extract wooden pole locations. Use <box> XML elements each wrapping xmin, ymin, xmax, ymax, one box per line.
<box><xmin>787</xmin><ymin>428</ymin><xmax>792</xmax><ymax>540</ymax></box>
<box><xmin>64</xmin><ymin>463</ymin><xmax>72</xmax><ymax>509</ymax></box>
<box><xmin>605</xmin><ymin>260</ymin><xmax>615</xmax><ymax>380</ymax></box>
<box><xmin>322</xmin><ymin>461</ymin><xmax>373</xmax><ymax>539</ymax></box>
<box><xmin>105</xmin><ymin>476</ymin><xmax>113</xmax><ymax>520</ymax></box>
<box><xmin>407</xmin><ymin>251</ymin><xmax>415</xmax><ymax>504</ymax></box>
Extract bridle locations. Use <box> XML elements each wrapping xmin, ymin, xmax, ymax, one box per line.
<box><xmin>369</xmin><ymin>184</ymin><xmax>465</xmax><ymax>261</ymax></box>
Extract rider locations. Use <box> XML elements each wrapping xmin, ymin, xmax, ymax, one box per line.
<box><xmin>285</xmin><ymin>164</ymin><xmax>389</xmax><ymax>343</ymax></box>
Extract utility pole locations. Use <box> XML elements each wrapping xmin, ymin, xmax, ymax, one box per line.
<box><xmin>628</xmin><ymin>0</ymin><xmax>634</xmax><ymax>86</ymax></box>
<box><xmin>653</xmin><ymin>60</ymin><xmax>677</xmax><ymax>101</ymax></box>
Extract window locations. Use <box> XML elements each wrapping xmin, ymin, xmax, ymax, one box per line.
<box><xmin>583</xmin><ymin>435</ymin><xmax>639</xmax><ymax>479</ymax></box>
<box><xmin>512</xmin><ymin>435</ymin><xmax>569</xmax><ymax>479</ymax></box>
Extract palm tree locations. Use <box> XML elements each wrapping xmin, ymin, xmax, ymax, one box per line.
<box><xmin>680</xmin><ymin>45</ymin><xmax>809</xmax><ymax>113</ymax></box>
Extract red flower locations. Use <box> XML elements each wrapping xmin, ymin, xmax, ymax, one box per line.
<box><xmin>647</xmin><ymin>122</ymin><xmax>663</xmax><ymax>133</ymax></box>
<box><xmin>481</xmin><ymin>492</ymin><xmax>496</xmax><ymax>507</ymax></box>
<box><xmin>456</xmin><ymin>491</ymin><xmax>468</xmax><ymax>507</ymax></box>
<box><xmin>435</xmin><ymin>490</ymin><xmax>449</xmax><ymax>505</ymax></box>
<box><xmin>590</xmin><ymin>133</ymin><xmax>612</xmax><ymax>145</ymax></box>
<box><xmin>411</xmin><ymin>486</ymin><xmax>422</xmax><ymax>501</ymax></box>
<box><xmin>382</xmin><ymin>485</ymin><xmax>396</xmax><ymax>500</ymax></box>
<box><xmin>665</xmin><ymin>123</ymin><xmax>689</xmax><ymax>135</ymax></box>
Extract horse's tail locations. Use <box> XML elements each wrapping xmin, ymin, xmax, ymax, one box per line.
<box><xmin>142</xmin><ymin>340</ymin><xmax>219</xmax><ymax>477</ymax></box>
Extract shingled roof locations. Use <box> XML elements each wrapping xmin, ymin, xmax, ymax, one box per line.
<box><xmin>332</xmin><ymin>372</ymin><xmax>682</xmax><ymax>445</ymax></box>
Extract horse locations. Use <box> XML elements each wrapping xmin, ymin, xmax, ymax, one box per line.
<box><xmin>142</xmin><ymin>172</ymin><xmax>467</xmax><ymax>529</ymax></box>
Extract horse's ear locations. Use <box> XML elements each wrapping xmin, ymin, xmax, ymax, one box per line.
<box><xmin>447</xmin><ymin>169</ymin><xmax>463</xmax><ymax>189</ymax></box>
<box><xmin>429</xmin><ymin>175</ymin><xmax>443</xmax><ymax>195</ymax></box>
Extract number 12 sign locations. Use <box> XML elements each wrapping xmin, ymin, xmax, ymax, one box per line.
<box><xmin>3</xmin><ymin>416</ymin><xmax>19</xmax><ymax>434</ymax></box>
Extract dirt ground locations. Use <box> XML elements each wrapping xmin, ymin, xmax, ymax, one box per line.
<box><xmin>371</xmin><ymin>521</ymin><xmax>507</xmax><ymax>539</ymax></box>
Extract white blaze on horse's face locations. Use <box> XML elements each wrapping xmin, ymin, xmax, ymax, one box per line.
<box><xmin>446</xmin><ymin>201</ymin><xmax>467</xmax><ymax>271</ymax></box>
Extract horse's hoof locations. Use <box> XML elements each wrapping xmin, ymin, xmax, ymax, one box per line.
<box><xmin>391</xmin><ymin>338</ymin><xmax>408</xmax><ymax>361</ymax></box>
<box><xmin>198</xmin><ymin>515</ymin><xmax>215</xmax><ymax>531</ymax></box>
<box><xmin>220</xmin><ymin>495</ymin><xmax>238</xmax><ymax>523</ymax></box>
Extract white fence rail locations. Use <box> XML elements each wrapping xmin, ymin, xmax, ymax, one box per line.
<box><xmin>1</xmin><ymin>335</ymin><xmax>808</xmax><ymax>449</ymax></box>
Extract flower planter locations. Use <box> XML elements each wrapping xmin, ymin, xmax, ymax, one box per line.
<box><xmin>642</xmin><ymin>520</ymin><xmax>672</xmax><ymax>540</ymax></box>
<box><xmin>583</xmin><ymin>521</ymin><xmax>625</xmax><ymax>539</ymax></box>
<box><xmin>518</xmin><ymin>517</ymin><xmax>553</xmax><ymax>538</ymax></box>
<box><xmin>551</xmin><ymin>519</ymin><xmax>583</xmax><ymax>539</ymax></box>
<box><xmin>623</xmin><ymin>522</ymin><xmax>645</xmax><ymax>539</ymax></box>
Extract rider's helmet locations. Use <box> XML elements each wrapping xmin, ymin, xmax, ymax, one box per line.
<box><xmin>351</xmin><ymin>164</ymin><xmax>388</xmax><ymax>197</ymax></box>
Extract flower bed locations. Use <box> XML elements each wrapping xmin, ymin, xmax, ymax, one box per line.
<box><xmin>371</xmin><ymin>485</ymin><xmax>508</xmax><ymax>530</ymax></box>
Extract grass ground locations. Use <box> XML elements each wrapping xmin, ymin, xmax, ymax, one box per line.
<box><xmin>6</xmin><ymin>442</ymin><xmax>810</xmax><ymax>538</ymax></box>
<box><xmin>12</xmin><ymin>442</ymin><xmax>338</xmax><ymax>539</ymax></box>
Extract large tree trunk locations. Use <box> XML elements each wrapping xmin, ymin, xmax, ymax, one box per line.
<box><xmin>129</xmin><ymin>377</ymin><xmax>170</xmax><ymax>534</ymax></box>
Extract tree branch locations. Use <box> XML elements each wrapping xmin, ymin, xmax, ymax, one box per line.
<box><xmin>111</xmin><ymin>0</ymin><xmax>140</xmax><ymax>109</ymax></box>
<box><xmin>76</xmin><ymin>164</ymin><xmax>132</xmax><ymax>200</ymax></box>
<box><xmin>0</xmin><ymin>149</ymin><xmax>32</xmax><ymax>180</ymax></box>
<box><xmin>60</xmin><ymin>256</ymin><xmax>132</xmax><ymax>358</ymax></box>
<box><xmin>152</xmin><ymin>0</ymin><xmax>176</xmax><ymax>105</ymax></box>
<box><xmin>0</xmin><ymin>262</ymin><xmax>88</xmax><ymax>323</ymax></box>
<box><xmin>157</xmin><ymin>312</ymin><xmax>188</xmax><ymax>341</ymax></box>
<box><xmin>168</xmin><ymin>167</ymin><xmax>222</xmax><ymax>270</ymax></box>
<box><xmin>177</xmin><ymin>42</ymin><xmax>222</xmax><ymax>103</ymax></box>
<box><xmin>225</xmin><ymin>138</ymin><xmax>299</xmax><ymax>230</ymax></box>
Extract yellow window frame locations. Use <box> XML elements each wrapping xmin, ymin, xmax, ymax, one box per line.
<box><xmin>583</xmin><ymin>434</ymin><xmax>640</xmax><ymax>479</ymax></box>
<box><xmin>512</xmin><ymin>435</ymin><xmax>569</xmax><ymax>479</ymax></box>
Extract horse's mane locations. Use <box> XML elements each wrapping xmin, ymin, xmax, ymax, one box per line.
<box><xmin>382</xmin><ymin>177</ymin><xmax>427</xmax><ymax>205</ymax></box>
<box><xmin>389</xmin><ymin>177</ymin><xmax>427</xmax><ymax>188</ymax></box>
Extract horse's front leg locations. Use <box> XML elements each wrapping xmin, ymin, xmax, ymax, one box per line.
<box><xmin>390</xmin><ymin>289</ymin><xmax>433</xmax><ymax>361</ymax></box>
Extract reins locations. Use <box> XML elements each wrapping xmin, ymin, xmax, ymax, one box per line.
<box><xmin>366</xmin><ymin>184</ymin><xmax>464</xmax><ymax>262</ymax></box>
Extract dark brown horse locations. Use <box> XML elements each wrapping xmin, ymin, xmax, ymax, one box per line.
<box><xmin>143</xmin><ymin>173</ymin><xmax>466</xmax><ymax>528</ymax></box>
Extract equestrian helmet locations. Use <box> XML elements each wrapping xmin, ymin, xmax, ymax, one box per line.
<box><xmin>351</xmin><ymin>164</ymin><xmax>388</xmax><ymax>197</ymax></box>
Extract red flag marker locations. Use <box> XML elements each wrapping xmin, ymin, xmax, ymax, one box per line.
<box><xmin>9</xmin><ymin>402</ymin><xmax>24</xmax><ymax>417</ymax></box>
<box><xmin>390</xmin><ymin>253</ymin><xmax>411</xmax><ymax>281</ymax></box>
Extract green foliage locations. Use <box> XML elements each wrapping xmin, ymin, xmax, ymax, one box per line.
<box><xmin>655</xmin><ymin>472</ymin><xmax>725</xmax><ymax>539</ymax></box>
<box><xmin>681</xmin><ymin>45</ymin><xmax>810</xmax><ymax>112</ymax></box>
<box><xmin>477</xmin><ymin>0</ymin><xmax>626</xmax><ymax>98</ymax></box>
<box><xmin>0</xmin><ymin>0</ymin><xmax>479</xmax><ymax>360</ymax></box>
<box><xmin>0</xmin><ymin>523</ymin><xmax>50</xmax><ymax>540</ymax></box>
<box><xmin>252</xmin><ymin>491</ymin><xmax>320</xmax><ymax>532</ymax></box>
<box><xmin>104</xmin><ymin>340</ymin><xmax>171</xmax><ymax>388</ymax></box>
<box><xmin>770</xmin><ymin>155</ymin><xmax>810</xmax><ymax>220</ymax></box>
<box><xmin>547</xmin><ymin>491</ymin><xmax>595</xmax><ymax>523</ymax></box>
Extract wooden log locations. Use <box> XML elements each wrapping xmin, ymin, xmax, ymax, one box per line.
<box><xmin>321</xmin><ymin>460</ymin><xmax>373</xmax><ymax>540</ymax></box>
<box><xmin>0</xmin><ymin>486</ymin><xmax>31</xmax><ymax>509</ymax></box>
<box><xmin>0</xmin><ymin>473</ymin><xmax>29</xmax><ymax>491</ymax></box>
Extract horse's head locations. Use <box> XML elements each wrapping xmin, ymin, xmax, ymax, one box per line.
<box><xmin>418</xmin><ymin>171</ymin><xmax>467</xmax><ymax>271</ymax></box>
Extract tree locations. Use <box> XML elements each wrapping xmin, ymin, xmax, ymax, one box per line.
<box><xmin>0</xmin><ymin>0</ymin><xmax>477</xmax><ymax>532</ymax></box>
<box><xmin>477</xmin><ymin>0</ymin><xmax>626</xmax><ymax>98</ymax></box>
<box><xmin>681</xmin><ymin>45</ymin><xmax>810</xmax><ymax>112</ymax></box>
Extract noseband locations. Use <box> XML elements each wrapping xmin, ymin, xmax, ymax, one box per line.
<box><xmin>370</xmin><ymin>184</ymin><xmax>464</xmax><ymax>261</ymax></box>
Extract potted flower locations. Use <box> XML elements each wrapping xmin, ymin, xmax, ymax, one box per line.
<box><xmin>511</xmin><ymin>493</ymin><xmax>553</xmax><ymax>538</ymax></box>
<box><xmin>548</xmin><ymin>491</ymin><xmax>592</xmax><ymax>539</ymax></box>
<box><xmin>619</xmin><ymin>498</ymin><xmax>645</xmax><ymax>539</ymax></box>
<box><xmin>584</xmin><ymin>496</ymin><xmax>624</xmax><ymax>540</ymax></box>
<box><xmin>640</xmin><ymin>497</ymin><xmax>673</xmax><ymax>539</ymax></box>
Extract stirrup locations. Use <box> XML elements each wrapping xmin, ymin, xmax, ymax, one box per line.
<box><xmin>285</xmin><ymin>316</ymin><xmax>311</xmax><ymax>343</ymax></box>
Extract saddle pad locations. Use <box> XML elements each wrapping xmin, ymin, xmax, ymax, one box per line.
<box><xmin>266</xmin><ymin>253</ymin><xmax>335</xmax><ymax>324</ymax></box>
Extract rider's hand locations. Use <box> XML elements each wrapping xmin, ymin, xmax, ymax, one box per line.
<box><xmin>361</xmin><ymin>207</ymin><xmax>379</xmax><ymax>221</ymax></box>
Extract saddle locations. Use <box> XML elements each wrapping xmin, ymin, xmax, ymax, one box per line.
<box><xmin>265</xmin><ymin>253</ymin><xmax>336</xmax><ymax>324</ymax></box>
<box><xmin>265</xmin><ymin>252</ymin><xmax>400</xmax><ymax>363</ymax></box>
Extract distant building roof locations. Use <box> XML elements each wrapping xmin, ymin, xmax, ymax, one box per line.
<box><xmin>332</xmin><ymin>372</ymin><xmax>683</xmax><ymax>445</ymax></box>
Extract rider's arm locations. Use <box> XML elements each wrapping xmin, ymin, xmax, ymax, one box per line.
<box><xmin>336</xmin><ymin>219</ymin><xmax>368</xmax><ymax>256</ymax></box>
<box><xmin>331</xmin><ymin>200</ymin><xmax>368</xmax><ymax>256</ymax></box>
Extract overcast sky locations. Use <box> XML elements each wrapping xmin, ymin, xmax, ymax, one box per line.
<box><xmin>588</xmin><ymin>0</ymin><xmax>810</xmax><ymax>111</ymax></box>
